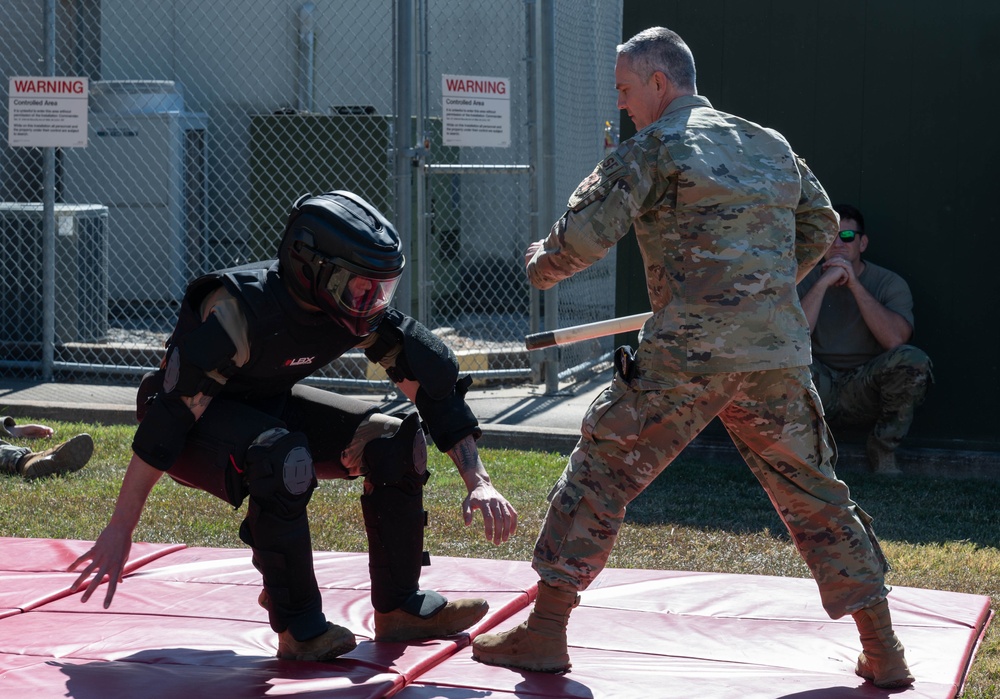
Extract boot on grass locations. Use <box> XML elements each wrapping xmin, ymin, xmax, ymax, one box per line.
<box><xmin>17</xmin><ymin>434</ymin><xmax>94</xmax><ymax>480</ymax></box>
<box><xmin>866</xmin><ymin>435</ymin><xmax>902</xmax><ymax>475</ymax></box>
<box><xmin>471</xmin><ymin>581</ymin><xmax>579</xmax><ymax>673</ymax></box>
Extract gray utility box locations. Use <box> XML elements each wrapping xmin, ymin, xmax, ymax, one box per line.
<box><xmin>0</xmin><ymin>203</ymin><xmax>110</xmax><ymax>343</ymax></box>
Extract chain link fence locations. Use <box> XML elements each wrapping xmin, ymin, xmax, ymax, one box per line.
<box><xmin>549</xmin><ymin>0</ymin><xmax>623</xmax><ymax>378</ymax></box>
<box><xmin>1</xmin><ymin>0</ymin><xmax>621</xmax><ymax>392</ymax></box>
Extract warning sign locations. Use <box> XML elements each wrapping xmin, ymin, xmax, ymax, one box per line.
<box><xmin>8</xmin><ymin>76</ymin><xmax>89</xmax><ymax>148</ymax></box>
<box><xmin>442</xmin><ymin>74</ymin><xmax>510</xmax><ymax>148</ymax></box>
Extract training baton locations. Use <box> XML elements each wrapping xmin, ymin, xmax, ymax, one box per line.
<box><xmin>524</xmin><ymin>311</ymin><xmax>653</xmax><ymax>350</ymax></box>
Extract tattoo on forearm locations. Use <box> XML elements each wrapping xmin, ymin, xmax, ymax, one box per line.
<box><xmin>452</xmin><ymin>438</ymin><xmax>478</xmax><ymax>474</ymax></box>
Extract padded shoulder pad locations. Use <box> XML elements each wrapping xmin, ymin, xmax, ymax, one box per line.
<box><xmin>367</xmin><ymin>308</ymin><xmax>458</xmax><ymax>400</ymax></box>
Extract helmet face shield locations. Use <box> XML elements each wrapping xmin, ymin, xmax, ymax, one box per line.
<box><xmin>314</xmin><ymin>258</ymin><xmax>402</xmax><ymax>335</ymax></box>
<box><xmin>321</xmin><ymin>262</ymin><xmax>400</xmax><ymax>318</ymax></box>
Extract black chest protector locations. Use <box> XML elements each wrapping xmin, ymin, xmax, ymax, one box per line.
<box><xmin>179</xmin><ymin>262</ymin><xmax>361</xmax><ymax>399</ymax></box>
<box><xmin>135</xmin><ymin>262</ymin><xmax>362</xmax><ymax>471</ymax></box>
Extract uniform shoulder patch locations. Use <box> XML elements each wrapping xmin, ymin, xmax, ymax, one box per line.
<box><xmin>568</xmin><ymin>152</ymin><xmax>628</xmax><ymax>212</ymax></box>
<box><xmin>600</xmin><ymin>152</ymin><xmax>627</xmax><ymax>178</ymax></box>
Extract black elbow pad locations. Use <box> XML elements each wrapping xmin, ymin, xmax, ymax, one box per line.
<box><xmin>365</xmin><ymin>308</ymin><xmax>458</xmax><ymax>399</ymax></box>
<box><xmin>414</xmin><ymin>375</ymin><xmax>481</xmax><ymax>452</ymax></box>
<box><xmin>136</xmin><ymin>370</ymin><xmax>164</xmax><ymax>422</ymax></box>
<box><xmin>132</xmin><ymin>394</ymin><xmax>196</xmax><ymax>470</ymax></box>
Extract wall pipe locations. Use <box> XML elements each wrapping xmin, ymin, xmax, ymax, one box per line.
<box><xmin>297</xmin><ymin>3</ymin><xmax>316</xmax><ymax>113</ymax></box>
<box><xmin>393</xmin><ymin>0</ymin><xmax>414</xmax><ymax>315</ymax></box>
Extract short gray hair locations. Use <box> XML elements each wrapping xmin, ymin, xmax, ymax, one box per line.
<box><xmin>617</xmin><ymin>26</ymin><xmax>697</xmax><ymax>92</ymax></box>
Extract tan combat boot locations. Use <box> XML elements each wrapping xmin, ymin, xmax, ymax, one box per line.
<box><xmin>18</xmin><ymin>434</ymin><xmax>94</xmax><ymax>480</ymax></box>
<box><xmin>277</xmin><ymin>622</ymin><xmax>357</xmax><ymax>661</ymax></box>
<box><xmin>374</xmin><ymin>597</ymin><xmax>489</xmax><ymax>642</ymax></box>
<box><xmin>258</xmin><ymin>590</ymin><xmax>357</xmax><ymax>661</ymax></box>
<box><xmin>866</xmin><ymin>435</ymin><xmax>902</xmax><ymax>475</ymax></box>
<box><xmin>471</xmin><ymin>581</ymin><xmax>579</xmax><ymax>673</ymax></box>
<box><xmin>852</xmin><ymin>598</ymin><xmax>915</xmax><ymax>688</ymax></box>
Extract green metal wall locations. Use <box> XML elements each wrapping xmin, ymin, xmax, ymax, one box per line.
<box><xmin>617</xmin><ymin>1</ymin><xmax>1000</xmax><ymax>449</ymax></box>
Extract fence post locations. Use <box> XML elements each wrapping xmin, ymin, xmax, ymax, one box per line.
<box><xmin>537</xmin><ymin>0</ymin><xmax>558</xmax><ymax>393</ymax></box>
<box><xmin>41</xmin><ymin>0</ymin><xmax>57</xmax><ymax>381</ymax></box>
<box><xmin>393</xmin><ymin>0</ymin><xmax>415</xmax><ymax>317</ymax></box>
<box><xmin>413</xmin><ymin>0</ymin><xmax>429</xmax><ymax>325</ymax></box>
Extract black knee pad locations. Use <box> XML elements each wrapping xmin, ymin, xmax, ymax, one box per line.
<box><xmin>238</xmin><ymin>428</ymin><xmax>325</xmax><ymax>638</ymax></box>
<box><xmin>363</xmin><ymin>412</ymin><xmax>429</xmax><ymax>493</ymax></box>
<box><xmin>244</xmin><ymin>428</ymin><xmax>316</xmax><ymax>511</ymax></box>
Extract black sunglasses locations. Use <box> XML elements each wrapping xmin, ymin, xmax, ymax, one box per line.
<box><xmin>838</xmin><ymin>229</ymin><xmax>862</xmax><ymax>242</ymax></box>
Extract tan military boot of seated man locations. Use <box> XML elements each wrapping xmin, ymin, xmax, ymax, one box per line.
<box><xmin>374</xmin><ymin>597</ymin><xmax>489</xmax><ymax>642</ymax></box>
<box><xmin>471</xmin><ymin>581</ymin><xmax>580</xmax><ymax>673</ymax></box>
<box><xmin>18</xmin><ymin>434</ymin><xmax>94</xmax><ymax>480</ymax></box>
<box><xmin>866</xmin><ymin>435</ymin><xmax>902</xmax><ymax>475</ymax></box>
<box><xmin>852</xmin><ymin>598</ymin><xmax>915</xmax><ymax>688</ymax></box>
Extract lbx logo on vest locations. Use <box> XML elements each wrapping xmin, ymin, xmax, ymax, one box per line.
<box><xmin>284</xmin><ymin>356</ymin><xmax>315</xmax><ymax>367</ymax></box>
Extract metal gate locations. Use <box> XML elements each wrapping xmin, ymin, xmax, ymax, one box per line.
<box><xmin>0</xmin><ymin>0</ymin><xmax>621</xmax><ymax>392</ymax></box>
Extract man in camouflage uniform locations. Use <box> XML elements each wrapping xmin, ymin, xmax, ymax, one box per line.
<box><xmin>0</xmin><ymin>416</ymin><xmax>93</xmax><ymax>480</ymax></box>
<box><xmin>798</xmin><ymin>203</ymin><xmax>932</xmax><ymax>475</ymax></box>
<box><xmin>472</xmin><ymin>26</ymin><xmax>914</xmax><ymax>690</ymax></box>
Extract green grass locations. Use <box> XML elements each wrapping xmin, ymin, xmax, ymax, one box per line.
<box><xmin>2</xmin><ymin>418</ymin><xmax>997</xmax><ymax>696</ymax></box>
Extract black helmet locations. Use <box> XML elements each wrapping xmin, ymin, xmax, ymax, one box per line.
<box><xmin>278</xmin><ymin>190</ymin><xmax>404</xmax><ymax>336</ymax></box>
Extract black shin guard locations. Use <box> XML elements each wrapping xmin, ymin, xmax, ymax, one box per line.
<box><xmin>239</xmin><ymin>428</ymin><xmax>326</xmax><ymax>641</ymax></box>
<box><xmin>361</xmin><ymin>413</ymin><xmax>444</xmax><ymax>616</ymax></box>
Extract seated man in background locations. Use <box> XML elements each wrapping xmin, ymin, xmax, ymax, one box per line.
<box><xmin>0</xmin><ymin>417</ymin><xmax>94</xmax><ymax>479</ymax></box>
<box><xmin>798</xmin><ymin>203</ymin><xmax>933</xmax><ymax>474</ymax></box>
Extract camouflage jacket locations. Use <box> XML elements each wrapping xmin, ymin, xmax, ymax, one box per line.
<box><xmin>527</xmin><ymin>95</ymin><xmax>837</xmax><ymax>380</ymax></box>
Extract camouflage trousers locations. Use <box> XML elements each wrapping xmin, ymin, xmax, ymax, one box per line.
<box><xmin>811</xmin><ymin>345</ymin><xmax>933</xmax><ymax>452</ymax></box>
<box><xmin>532</xmin><ymin>364</ymin><xmax>889</xmax><ymax>619</ymax></box>
<box><xmin>0</xmin><ymin>440</ymin><xmax>30</xmax><ymax>474</ymax></box>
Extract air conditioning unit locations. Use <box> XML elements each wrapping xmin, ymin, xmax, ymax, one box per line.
<box><xmin>0</xmin><ymin>203</ymin><xmax>109</xmax><ymax>344</ymax></box>
<box><xmin>62</xmin><ymin>81</ymin><xmax>208</xmax><ymax>303</ymax></box>
<box><xmin>248</xmin><ymin>113</ymin><xmax>396</xmax><ymax>260</ymax></box>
